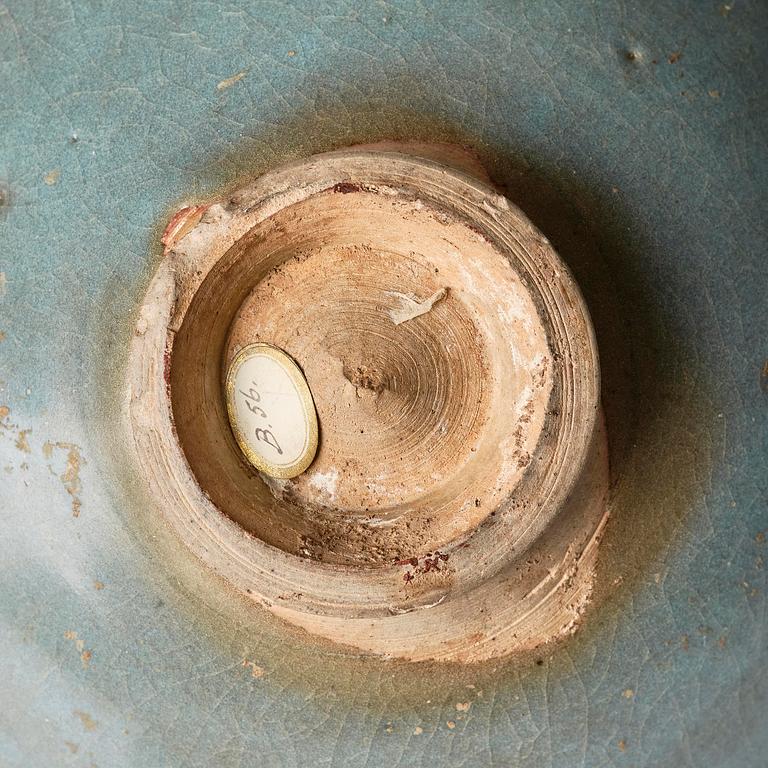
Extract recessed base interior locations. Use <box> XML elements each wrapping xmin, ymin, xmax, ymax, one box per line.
<box><xmin>175</xmin><ymin>189</ymin><xmax>552</xmax><ymax>566</ymax></box>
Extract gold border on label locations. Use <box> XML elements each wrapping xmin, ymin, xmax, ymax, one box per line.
<box><xmin>225</xmin><ymin>343</ymin><xmax>319</xmax><ymax>479</ymax></box>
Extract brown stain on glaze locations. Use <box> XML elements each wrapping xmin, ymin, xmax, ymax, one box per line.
<box><xmin>0</xmin><ymin>181</ymin><xmax>11</xmax><ymax>221</ymax></box>
<box><xmin>15</xmin><ymin>429</ymin><xmax>31</xmax><ymax>453</ymax></box>
<box><xmin>73</xmin><ymin>710</ymin><xmax>97</xmax><ymax>731</ymax></box>
<box><xmin>64</xmin><ymin>630</ymin><xmax>93</xmax><ymax>669</ymax></box>
<box><xmin>242</xmin><ymin>659</ymin><xmax>266</xmax><ymax>678</ymax></box>
<box><xmin>44</xmin><ymin>441</ymin><xmax>85</xmax><ymax>517</ymax></box>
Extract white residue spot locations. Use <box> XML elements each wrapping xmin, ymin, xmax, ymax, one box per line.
<box><xmin>309</xmin><ymin>468</ymin><xmax>339</xmax><ymax>500</ymax></box>
<box><xmin>364</xmin><ymin>515</ymin><xmax>403</xmax><ymax>528</ymax></box>
<box><xmin>386</xmin><ymin>288</ymin><xmax>448</xmax><ymax>325</ymax></box>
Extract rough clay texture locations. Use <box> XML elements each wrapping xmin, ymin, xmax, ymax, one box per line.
<box><xmin>130</xmin><ymin>149</ymin><xmax>607</xmax><ymax>662</ymax></box>
<box><xmin>223</xmin><ymin>193</ymin><xmax>552</xmax><ymax>562</ymax></box>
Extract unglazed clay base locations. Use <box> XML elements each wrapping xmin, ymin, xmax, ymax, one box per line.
<box><xmin>127</xmin><ymin>147</ymin><xmax>608</xmax><ymax>662</ymax></box>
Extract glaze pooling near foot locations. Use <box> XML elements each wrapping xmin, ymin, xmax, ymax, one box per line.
<box><xmin>128</xmin><ymin>146</ymin><xmax>608</xmax><ymax>662</ymax></box>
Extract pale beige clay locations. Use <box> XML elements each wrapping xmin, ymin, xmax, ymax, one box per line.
<box><xmin>128</xmin><ymin>146</ymin><xmax>608</xmax><ymax>662</ymax></box>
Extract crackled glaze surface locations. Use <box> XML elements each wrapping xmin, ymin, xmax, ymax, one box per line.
<box><xmin>1</xmin><ymin>1</ymin><xmax>766</xmax><ymax>766</ymax></box>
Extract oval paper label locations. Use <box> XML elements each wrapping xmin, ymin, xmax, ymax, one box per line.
<box><xmin>225</xmin><ymin>343</ymin><xmax>318</xmax><ymax>479</ymax></box>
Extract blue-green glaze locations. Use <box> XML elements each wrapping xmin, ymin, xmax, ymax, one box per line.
<box><xmin>1</xmin><ymin>2</ymin><xmax>766</xmax><ymax>766</ymax></box>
